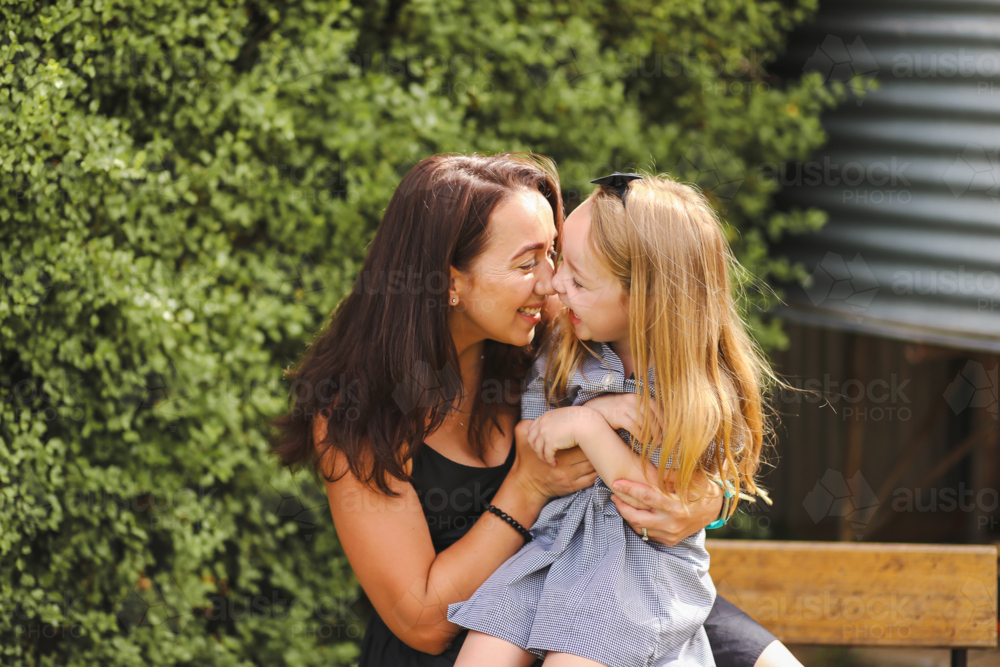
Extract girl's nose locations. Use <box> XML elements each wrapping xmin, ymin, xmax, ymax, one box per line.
<box><xmin>550</xmin><ymin>261</ymin><xmax>568</xmax><ymax>295</ymax></box>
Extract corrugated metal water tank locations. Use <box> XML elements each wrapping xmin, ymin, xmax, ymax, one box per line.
<box><xmin>774</xmin><ymin>0</ymin><xmax>1000</xmax><ymax>352</ymax></box>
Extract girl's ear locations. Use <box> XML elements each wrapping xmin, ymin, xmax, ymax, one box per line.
<box><xmin>619</xmin><ymin>282</ymin><xmax>631</xmax><ymax>308</ymax></box>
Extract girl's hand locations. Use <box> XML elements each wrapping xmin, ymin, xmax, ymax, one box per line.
<box><xmin>525</xmin><ymin>407</ymin><xmax>599</xmax><ymax>466</ymax></box>
<box><xmin>511</xmin><ymin>420</ymin><xmax>598</xmax><ymax>504</ymax></box>
<box><xmin>584</xmin><ymin>393</ymin><xmax>660</xmax><ymax>435</ymax></box>
<box><xmin>609</xmin><ymin>469</ymin><xmax>724</xmax><ymax>546</ymax></box>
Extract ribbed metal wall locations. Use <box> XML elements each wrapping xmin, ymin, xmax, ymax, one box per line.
<box><xmin>775</xmin><ymin>0</ymin><xmax>1000</xmax><ymax>352</ymax></box>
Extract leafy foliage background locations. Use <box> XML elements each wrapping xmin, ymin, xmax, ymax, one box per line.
<box><xmin>1</xmin><ymin>0</ymin><xmax>843</xmax><ymax>664</ymax></box>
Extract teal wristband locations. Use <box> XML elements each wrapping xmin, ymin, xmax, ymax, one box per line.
<box><xmin>705</xmin><ymin>479</ymin><xmax>735</xmax><ymax>530</ymax></box>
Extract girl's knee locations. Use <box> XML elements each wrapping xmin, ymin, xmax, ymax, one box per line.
<box><xmin>541</xmin><ymin>651</ymin><xmax>607</xmax><ymax>667</ymax></box>
<box><xmin>455</xmin><ymin>631</ymin><xmax>537</xmax><ymax>667</ymax></box>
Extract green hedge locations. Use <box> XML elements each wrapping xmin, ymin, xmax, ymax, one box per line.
<box><xmin>1</xmin><ymin>0</ymin><xmax>842</xmax><ymax>664</ymax></box>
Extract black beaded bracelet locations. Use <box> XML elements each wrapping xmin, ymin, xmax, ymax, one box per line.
<box><xmin>487</xmin><ymin>504</ymin><xmax>533</xmax><ymax>543</ymax></box>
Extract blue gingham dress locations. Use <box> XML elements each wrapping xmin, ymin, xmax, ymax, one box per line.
<box><xmin>448</xmin><ymin>341</ymin><xmax>717</xmax><ymax>667</ymax></box>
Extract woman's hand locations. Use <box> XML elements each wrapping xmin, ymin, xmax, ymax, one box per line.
<box><xmin>610</xmin><ymin>468</ymin><xmax>724</xmax><ymax>546</ymax></box>
<box><xmin>584</xmin><ymin>393</ymin><xmax>660</xmax><ymax>436</ymax></box>
<box><xmin>511</xmin><ymin>419</ymin><xmax>597</xmax><ymax>504</ymax></box>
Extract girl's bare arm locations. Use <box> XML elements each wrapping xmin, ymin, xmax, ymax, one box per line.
<box><xmin>527</xmin><ymin>406</ymin><xmax>658</xmax><ymax>489</ymax></box>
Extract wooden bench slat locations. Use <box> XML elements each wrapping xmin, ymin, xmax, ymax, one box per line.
<box><xmin>705</xmin><ymin>540</ymin><xmax>998</xmax><ymax>648</ymax></box>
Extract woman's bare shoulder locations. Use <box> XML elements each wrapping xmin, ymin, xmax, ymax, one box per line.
<box><xmin>312</xmin><ymin>412</ymin><xmax>413</xmax><ymax>495</ymax></box>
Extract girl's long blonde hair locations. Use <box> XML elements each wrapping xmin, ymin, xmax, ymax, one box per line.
<box><xmin>545</xmin><ymin>173</ymin><xmax>777</xmax><ymax>514</ymax></box>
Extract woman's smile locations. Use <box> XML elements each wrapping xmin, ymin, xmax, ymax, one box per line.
<box><xmin>517</xmin><ymin>302</ymin><xmax>544</xmax><ymax>324</ymax></box>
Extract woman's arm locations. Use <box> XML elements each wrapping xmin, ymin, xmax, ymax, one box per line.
<box><xmin>317</xmin><ymin>417</ymin><xmax>597</xmax><ymax>655</ymax></box>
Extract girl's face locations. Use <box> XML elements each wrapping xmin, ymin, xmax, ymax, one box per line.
<box><xmin>552</xmin><ymin>197</ymin><xmax>630</xmax><ymax>346</ymax></box>
<box><xmin>450</xmin><ymin>189</ymin><xmax>558</xmax><ymax>348</ymax></box>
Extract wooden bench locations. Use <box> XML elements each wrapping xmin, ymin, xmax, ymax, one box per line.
<box><xmin>706</xmin><ymin>540</ymin><xmax>998</xmax><ymax>667</ymax></box>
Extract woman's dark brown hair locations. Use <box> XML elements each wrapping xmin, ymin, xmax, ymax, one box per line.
<box><xmin>270</xmin><ymin>153</ymin><xmax>563</xmax><ymax>495</ymax></box>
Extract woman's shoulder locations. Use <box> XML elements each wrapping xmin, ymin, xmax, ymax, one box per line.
<box><xmin>312</xmin><ymin>413</ymin><xmax>414</xmax><ymax>492</ymax></box>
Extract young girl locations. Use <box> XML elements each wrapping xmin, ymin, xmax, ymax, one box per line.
<box><xmin>447</xmin><ymin>172</ymin><xmax>773</xmax><ymax>667</ymax></box>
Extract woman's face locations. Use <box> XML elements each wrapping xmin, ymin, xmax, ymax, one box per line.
<box><xmin>551</xmin><ymin>197</ymin><xmax>630</xmax><ymax>346</ymax></box>
<box><xmin>450</xmin><ymin>189</ymin><xmax>558</xmax><ymax>349</ymax></box>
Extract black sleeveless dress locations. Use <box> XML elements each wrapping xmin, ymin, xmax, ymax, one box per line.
<box><xmin>356</xmin><ymin>440</ymin><xmax>776</xmax><ymax>667</ymax></box>
<box><xmin>357</xmin><ymin>441</ymin><xmax>517</xmax><ymax>666</ymax></box>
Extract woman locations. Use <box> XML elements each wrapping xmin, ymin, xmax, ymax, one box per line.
<box><xmin>271</xmin><ymin>153</ymin><xmax>801</xmax><ymax>667</ymax></box>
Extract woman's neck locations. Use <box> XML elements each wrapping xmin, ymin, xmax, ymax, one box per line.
<box><xmin>447</xmin><ymin>335</ymin><xmax>486</xmax><ymax>420</ymax></box>
<box><xmin>449</xmin><ymin>312</ymin><xmax>487</xmax><ymax>379</ymax></box>
<box><xmin>456</xmin><ymin>339</ymin><xmax>485</xmax><ymax>386</ymax></box>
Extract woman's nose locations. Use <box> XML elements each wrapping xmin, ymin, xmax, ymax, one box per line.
<box><xmin>534</xmin><ymin>257</ymin><xmax>557</xmax><ymax>296</ymax></box>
